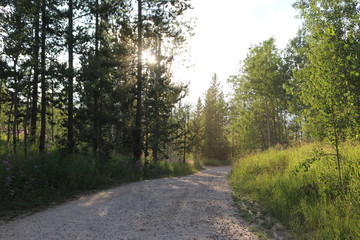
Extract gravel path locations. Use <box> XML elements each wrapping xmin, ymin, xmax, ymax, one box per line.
<box><xmin>0</xmin><ymin>166</ymin><xmax>258</xmax><ymax>240</ymax></box>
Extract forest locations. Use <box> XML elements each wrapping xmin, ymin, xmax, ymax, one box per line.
<box><xmin>1</xmin><ymin>0</ymin><xmax>360</xmax><ymax>239</ymax></box>
<box><xmin>0</xmin><ymin>0</ymin><xmax>199</xmax><ymax>216</ymax></box>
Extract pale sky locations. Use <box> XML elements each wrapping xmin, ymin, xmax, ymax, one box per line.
<box><xmin>173</xmin><ymin>0</ymin><xmax>302</xmax><ymax>104</ymax></box>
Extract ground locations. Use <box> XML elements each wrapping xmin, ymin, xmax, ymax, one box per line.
<box><xmin>0</xmin><ymin>166</ymin><xmax>259</xmax><ymax>240</ymax></box>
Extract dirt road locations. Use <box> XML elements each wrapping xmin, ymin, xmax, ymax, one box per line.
<box><xmin>0</xmin><ymin>166</ymin><xmax>258</xmax><ymax>240</ymax></box>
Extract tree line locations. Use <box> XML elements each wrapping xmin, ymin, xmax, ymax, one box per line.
<box><xmin>0</xmin><ymin>0</ymin><xmax>193</xmax><ymax>163</ymax></box>
<box><xmin>2</xmin><ymin>0</ymin><xmax>359</xmax><ymax>169</ymax></box>
<box><xmin>226</xmin><ymin>0</ymin><xmax>360</xmax><ymax>183</ymax></box>
<box><xmin>159</xmin><ymin>0</ymin><xmax>360</xmax><ymax>168</ymax></box>
<box><xmin>227</xmin><ymin>2</ymin><xmax>360</xmax><ymax>237</ymax></box>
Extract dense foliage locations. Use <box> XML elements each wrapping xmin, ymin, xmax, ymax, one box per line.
<box><xmin>188</xmin><ymin>75</ymin><xmax>231</xmax><ymax>165</ymax></box>
<box><xmin>228</xmin><ymin>0</ymin><xmax>360</xmax><ymax>157</ymax></box>
<box><xmin>0</xmin><ymin>0</ymin><xmax>192</xmax><ymax>159</ymax></box>
<box><xmin>0</xmin><ymin>147</ymin><xmax>197</xmax><ymax>218</ymax></box>
<box><xmin>0</xmin><ymin>0</ymin><xmax>195</xmax><ymax>216</ymax></box>
<box><xmin>228</xmin><ymin>0</ymin><xmax>360</xmax><ymax>238</ymax></box>
<box><xmin>228</xmin><ymin>0</ymin><xmax>360</xmax><ymax>169</ymax></box>
<box><xmin>228</xmin><ymin>38</ymin><xmax>288</xmax><ymax>154</ymax></box>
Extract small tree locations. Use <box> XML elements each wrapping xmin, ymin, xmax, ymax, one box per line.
<box><xmin>294</xmin><ymin>0</ymin><xmax>360</xmax><ymax>183</ymax></box>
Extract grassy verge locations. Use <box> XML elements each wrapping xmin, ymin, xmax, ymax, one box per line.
<box><xmin>229</xmin><ymin>143</ymin><xmax>360</xmax><ymax>240</ymax></box>
<box><xmin>0</xmin><ymin>149</ymin><xmax>198</xmax><ymax>220</ymax></box>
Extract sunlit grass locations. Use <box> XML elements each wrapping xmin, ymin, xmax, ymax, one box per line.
<box><xmin>230</xmin><ymin>143</ymin><xmax>360</xmax><ymax>240</ymax></box>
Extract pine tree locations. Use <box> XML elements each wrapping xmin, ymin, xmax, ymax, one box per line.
<box><xmin>189</xmin><ymin>98</ymin><xmax>203</xmax><ymax>161</ymax></box>
<box><xmin>39</xmin><ymin>0</ymin><xmax>47</xmax><ymax>153</ymax></box>
<box><xmin>202</xmin><ymin>74</ymin><xmax>230</xmax><ymax>163</ymax></box>
<box><xmin>67</xmin><ymin>0</ymin><xmax>75</xmax><ymax>151</ymax></box>
<box><xmin>133</xmin><ymin>0</ymin><xmax>143</xmax><ymax>162</ymax></box>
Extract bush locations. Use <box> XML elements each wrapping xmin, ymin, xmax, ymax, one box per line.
<box><xmin>0</xmin><ymin>150</ymin><xmax>102</xmax><ymax>215</ymax></box>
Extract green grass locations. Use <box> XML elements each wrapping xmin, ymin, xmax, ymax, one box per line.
<box><xmin>201</xmin><ymin>158</ymin><xmax>230</xmax><ymax>166</ymax></box>
<box><xmin>142</xmin><ymin>160</ymin><xmax>197</xmax><ymax>179</ymax></box>
<box><xmin>230</xmin><ymin>143</ymin><xmax>360</xmax><ymax>240</ymax></box>
<box><xmin>0</xmin><ymin>147</ymin><xmax>198</xmax><ymax>220</ymax></box>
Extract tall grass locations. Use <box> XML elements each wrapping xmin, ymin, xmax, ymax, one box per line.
<box><xmin>230</xmin><ymin>143</ymin><xmax>360</xmax><ymax>239</ymax></box>
<box><xmin>0</xmin><ymin>145</ymin><xmax>197</xmax><ymax>219</ymax></box>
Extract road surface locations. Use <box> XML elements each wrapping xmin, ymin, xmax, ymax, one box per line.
<box><xmin>0</xmin><ymin>166</ymin><xmax>258</xmax><ymax>240</ymax></box>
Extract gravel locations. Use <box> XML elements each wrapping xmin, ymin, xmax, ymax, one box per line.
<box><xmin>0</xmin><ymin>166</ymin><xmax>258</xmax><ymax>240</ymax></box>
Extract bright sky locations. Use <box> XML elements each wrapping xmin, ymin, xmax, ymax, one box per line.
<box><xmin>173</xmin><ymin>0</ymin><xmax>302</xmax><ymax>104</ymax></box>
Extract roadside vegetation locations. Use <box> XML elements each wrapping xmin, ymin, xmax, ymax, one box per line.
<box><xmin>0</xmin><ymin>0</ymin><xmax>199</xmax><ymax>219</ymax></box>
<box><xmin>227</xmin><ymin>1</ymin><xmax>360</xmax><ymax>239</ymax></box>
<box><xmin>0</xmin><ymin>143</ymin><xmax>197</xmax><ymax>219</ymax></box>
<box><xmin>0</xmin><ymin>0</ymin><xmax>226</xmax><ymax>219</ymax></box>
<box><xmin>230</xmin><ymin>143</ymin><xmax>360</xmax><ymax>239</ymax></box>
<box><xmin>2</xmin><ymin>0</ymin><xmax>360</xmax><ymax>237</ymax></box>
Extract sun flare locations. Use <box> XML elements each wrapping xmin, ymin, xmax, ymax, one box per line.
<box><xmin>143</xmin><ymin>50</ymin><xmax>157</xmax><ymax>64</ymax></box>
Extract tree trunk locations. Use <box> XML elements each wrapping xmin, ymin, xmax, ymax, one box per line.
<box><xmin>134</xmin><ymin>0</ymin><xmax>143</xmax><ymax>161</ymax></box>
<box><xmin>12</xmin><ymin>57</ymin><xmax>19</xmax><ymax>155</ymax></box>
<box><xmin>7</xmin><ymin>103</ymin><xmax>13</xmax><ymax>144</ymax></box>
<box><xmin>50</xmin><ymin>80</ymin><xmax>55</xmax><ymax>143</ymax></box>
<box><xmin>283</xmin><ymin>112</ymin><xmax>288</xmax><ymax>144</ymax></box>
<box><xmin>67</xmin><ymin>0</ymin><xmax>75</xmax><ymax>152</ymax></box>
<box><xmin>7</xmin><ymin>101</ymin><xmax>14</xmax><ymax>146</ymax></box>
<box><xmin>331</xmin><ymin>107</ymin><xmax>342</xmax><ymax>185</ymax></box>
<box><xmin>24</xmin><ymin>85</ymin><xmax>32</xmax><ymax>158</ymax></box>
<box><xmin>272</xmin><ymin>111</ymin><xmax>277</xmax><ymax>145</ymax></box>
<box><xmin>39</xmin><ymin>0</ymin><xmax>47</xmax><ymax>153</ymax></box>
<box><xmin>299</xmin><ymin>120</ymin><xmax>303</xmax><ymax>142</ymax></box>
<box><xmin>30</xmin><ymin>0</ymin><xmax>40</xmax><ymax>142</ymax></box>
<box><xmin>0</xmin><ymin>78</ymin><xmax>2</xmax><ymax>140</ymax></box>
<box><xmin>152</xmin><ymin>35</ymin><xmax>161</xmax><ymax>162</ymax></box>
<box><xmin>264</xmin><ymin>101</ymin><xmax>271</xmax><ymax>148</ymax></box>
<box><xmin>183</xmin><ymin>121</ymin><xmax>187</xmax><ymax>163</ymax></box>
<box><xmin>92</xmin><ymin>0</ymin><xmax>101</xmax><ymax>155</ymax></box>
<box><xmin>144</xmin><ymin>122</ymin><xmax>149</xmax><ymax>161</ymax></box>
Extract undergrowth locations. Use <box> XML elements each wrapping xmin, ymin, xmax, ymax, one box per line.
<box><xmin>0</xmin><ymin>146</ymin><xmax>197</xmax><ymax>219</ymax></box>
<box><xmin>202</xmin><ymin>158</ymin><xmax>231</xmax><ymax>166</ymax></box>
<box><xmin>230</xmin><ymin>143</ymin><xmax>360</xmax><ymax>240</ymax></box>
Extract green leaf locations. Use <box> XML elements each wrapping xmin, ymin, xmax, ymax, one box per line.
<box><xmin>326</xmin><ymin>26</ymin><xmax>335</xmax><ymax>36</ymax></box>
